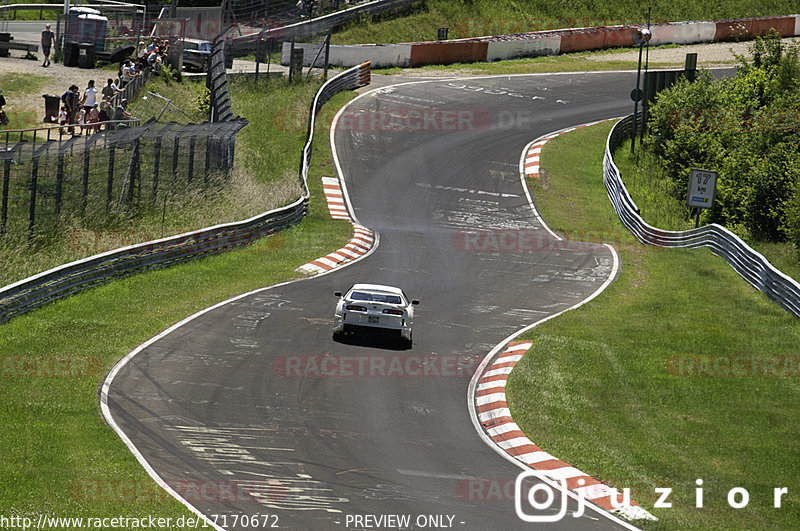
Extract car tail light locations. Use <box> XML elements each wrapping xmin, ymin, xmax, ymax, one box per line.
<box><xmin>382</xmin><ymin>309</ymin><xmax>403</xmax><ymax>316</ymax></box>
<box><xmin>346</xmin><ymin>304</ymin><xmax>367</xmax><ymax>311</ymax></box>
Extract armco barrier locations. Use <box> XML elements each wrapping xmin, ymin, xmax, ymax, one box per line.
<box><xmin>0</xmin><ymin>62</ymin><xmax>371</xmax><ymax>324</ymax></box>
<box><xmin>603</xmin><ymin>115</ymin><xmax>800</xmax><ymax>318</ymax></box>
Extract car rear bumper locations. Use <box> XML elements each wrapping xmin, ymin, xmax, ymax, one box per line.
<box><xmin>334</xmin><ymin>312</ymin><xmax>411</xmax><ymax>339</ymax></box>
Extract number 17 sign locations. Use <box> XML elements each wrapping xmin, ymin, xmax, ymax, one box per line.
<box><xmin>687</xmin><ymin>168</ymin><xmax>718</xmax><ymax>209</ymax></box>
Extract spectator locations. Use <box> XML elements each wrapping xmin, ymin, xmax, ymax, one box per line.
<box><xmin>98</xmin><ymin>96</ymin><xmax>110</xmax><ymax>120</ymax></box>
<box><xmin>111</xmin><ymin>98</ymin><xmax>131</xmax><ymax>130</ymax></box>
<box><xmin>296</xmin><ymin>0</ymin><xmax>305</xmax><ymax>18</ymax></box>
<box><xmin>82</xmin><ymin>79</ymin><xmax>98</xmax><ymax>115</ymax></box>
<box><xmin>101</xmin><ymin>78</ymin><xmax>122</xmax><ymax>100</ymax></box>
<box><xmin>147</xmin><ymin>48</ymin><xmax>162</xmax><ymax>73</ymax></box>
<box><xmin>41</xmin><ymin>24</ymin><xmax>55</xmax><ymax>67</ymax></box>
<box><xmin>58</xmin><ymin>105</ymin><xmax>67</xmax><ymax>134</ymax></box>
<box><xmin>62</xmin><ymin>84</ymin><xmax>80</xmax><ymax>135</ymax></box>
<box><xmin>120</xmin><ymin>59</ymin><xmax>134</xmax><ymax>88</ymax></box>
<box><xmin>87</xmin><ymin>104</ymin><xmax>100</xmax><ymax>134</ymax></box>
<box><xmin>77</xmin><ymin>108</ymin><xmax>86</xmax><ymax>134</ymax></box>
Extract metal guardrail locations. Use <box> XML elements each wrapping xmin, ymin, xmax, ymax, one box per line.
<box><xmin>0</xmin><ymin>61</ymin><xmax>371</xmax><ymax>324</ymax></box>
<box><xmin>603</xmin><ymin>115</ymin><xmax>800</xmax><ymax>318</ymax></box>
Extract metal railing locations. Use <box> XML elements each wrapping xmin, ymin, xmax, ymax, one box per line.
<box><xmin>226</xmin><ymin>0</ymin><xmax>422</xmax><ymax>50</ymax></box>
<box><xmin>603</xmin><ymin>115</ymin><xmax>800</xmax><ymax>318</ymax></box>
<box><xmin>0</xmin><ymin>61</ymin><xmax>371</xmax><ymax>324</ymax></box>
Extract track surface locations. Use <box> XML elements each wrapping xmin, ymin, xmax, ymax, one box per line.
<box><xmin>106</xmin><ymin>72</ymin><xmax>636</xmax><ymax>530</ymax></box>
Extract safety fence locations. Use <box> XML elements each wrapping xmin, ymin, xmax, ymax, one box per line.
<box><xmin>0</xmin><ymin>61</ymin><xmax>371</xmax><ymax>324</ymax></box>
<box><xmin>0</xmin><ymin>119</ymin><xmax>246</xmax><ymax>242</ymax></box>
<box><xmin>603</xmin><ymin>115</ymin><xmax>800</xmax><ymax>318</ymax></box>
<box><xmin>207</xmin><ymin>40</ymin><xmax>233</xmax><ymax>123</ymax></box>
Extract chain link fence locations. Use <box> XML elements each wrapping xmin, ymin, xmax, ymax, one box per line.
<box><xmin>0</xmin><ymin>117</ymin><xmax>247</xmax><ymax>243</ymax></box>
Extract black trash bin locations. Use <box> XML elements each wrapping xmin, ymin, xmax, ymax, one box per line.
<box><xmin>43</xmin><ymin>94</ymin><xmax>60</xmax><ymax>123</ymax></box>
<box><xmin>63</xmin><ymin>42</ymin><xmax>80</xmax><ymax>67</ymax></box>
<box><xmin>78</xmin><ymin>43</ymin><xmax>95</xmax><ymax>68</ymax></box>
<box><xmin>0</xmin><ymin>33</ymin><xmax>10</xmax><ymax>58</ymax></box>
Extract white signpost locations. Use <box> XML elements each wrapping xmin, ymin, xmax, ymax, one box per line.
<box><xmin>687</xmin><ymin>168</ymin><xmax>717</xmax><ymax>227</ymax></box>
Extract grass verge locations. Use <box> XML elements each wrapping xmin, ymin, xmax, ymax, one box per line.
<box><xmin>373</xmin><ymin>52</ymin><xmax>678</xmax><ymax>76</ymax></box>
<box><xmin>507</xmin><ymin>121</ymin><xmax>800</xmax><ymax>529</ymax></box>
<box><xmin>0</xmin><ymin>81</ymin><xmax>356</xmax><ymax>523</ymax></box>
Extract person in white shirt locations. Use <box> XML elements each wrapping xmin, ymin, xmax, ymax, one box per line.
<box><xmin>82</xmin><ymin>79</ymin><xmax>98</xmax><ymax>114</ymax></box>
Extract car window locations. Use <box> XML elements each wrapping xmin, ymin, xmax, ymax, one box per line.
<box><xmin>349</xmin><ymin>291</ymin><xmax>402</xmax><ymax>304</ymax></box>
<box><xmin>199</xmin><ymin>43</ymin><xmax>211</xmax><ymax>52</ymax></box>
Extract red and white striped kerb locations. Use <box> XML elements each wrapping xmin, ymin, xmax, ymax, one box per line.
<box><xmin>476</xmin><ymin>340</ymin><xmax>656</xmax><ymax>521</ymax></box>
<box><xmin>297</xmin><ymin>176</ymin><xmax>375</xmax><ymax>275</ymax></box>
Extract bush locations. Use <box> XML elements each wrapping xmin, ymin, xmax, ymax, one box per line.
<box><xmin>643</xmin><ymin>30</ymin><xmax>800</xmax><ymax>246</ymax></box>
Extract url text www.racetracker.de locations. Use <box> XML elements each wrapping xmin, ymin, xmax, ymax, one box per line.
<box><xmin>0</xmin><ymin>514</ymin><xmax>267</xmax><ymax>529</ymax></box>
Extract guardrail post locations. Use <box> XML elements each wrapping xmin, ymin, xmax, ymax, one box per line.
<box><xmin>1</xmin><ymin>158</ymin><xmax>9</xmax><ymax>235</ymax></box>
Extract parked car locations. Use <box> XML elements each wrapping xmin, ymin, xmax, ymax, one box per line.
<box><xmin>181</xmin><ymin>38</ymin><xmax>211</xmax><ymax>72</ymax></box>
<box><xmin>333</xmin><ymin>284</ymin><xmax>419</xmax><ymax>345</ymax></box>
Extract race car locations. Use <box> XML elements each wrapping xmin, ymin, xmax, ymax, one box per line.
<box><xmin>333</xmin><ymin>284</ymin><xmax>419</xmax><ymax>344</ymax></box>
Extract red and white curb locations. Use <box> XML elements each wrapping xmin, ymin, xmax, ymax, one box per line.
<box><xmin>475</xmin><ymin>341</ymin><xmax>656</xmax><ymax>521</ymax></box>
<box><xmin>297</xmin><ymin>176</ymin><xmax>375</xmax><ymax>275</ymax></box>
<box><xmin>523</xmin><ymin>120</ymin><xmax>610</xmax><ymax>178</ymax></box>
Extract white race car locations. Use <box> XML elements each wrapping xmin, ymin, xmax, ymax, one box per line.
<box><xmin>333</xmin><ymin>284</ymin><xmax>419</xmax><ymax>344</ymax></box>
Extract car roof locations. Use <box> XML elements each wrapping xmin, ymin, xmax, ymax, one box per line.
<box><xmin>349</xmin><ymin>283</ymin><xmax>404</xmax><ymax>295</ymax></box>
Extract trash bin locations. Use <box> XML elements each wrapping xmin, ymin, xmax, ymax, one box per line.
<box><xmin>78</xmin><ymin>43</ymin><xmax>95</xmax><ymax>68</ymax></box>
<box><xmin>63</xmin><ymin>42</ymin><xmax>80</xmax><ymax>67</ymax></box>
<box><xmin>43</xmin><ymin>94</ymin><xmax>60</xmax><ymax>123</ymax></box>
<box><xmin>0</xmin><ymin>33</ymin><xmax>10</xmax><ymax>58</ymax></box>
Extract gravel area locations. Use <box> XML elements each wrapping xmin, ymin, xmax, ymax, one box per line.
<box><xmin>0</xmin><ymin>54</ymin><xmax>109</xmax><ymax>120</ymax></box>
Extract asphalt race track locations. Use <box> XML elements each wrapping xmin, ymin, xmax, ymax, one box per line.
<box><xmin>105</xmin><ymin>72</ymin><xmax>639</xmax><ymax>530</ymax></box>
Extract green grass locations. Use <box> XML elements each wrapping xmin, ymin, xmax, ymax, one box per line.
<box><xmin>507</xmin><ymin>121</ymin><xmax>800</xmax><ymax>529</ymax></box>
<box><xmin>374</xmin><ymin>53</ymin><xmax>678</xmax><ymax>76</ymax></box>
<box><xmin>333</xmin><ymin>0</ymin><xmax>800</xmax><ymax>44</ymax></box>
<box><xmin>0</xmin><ymin>79</ymin><xmax>355</xmax><ymax>525</ymax></box>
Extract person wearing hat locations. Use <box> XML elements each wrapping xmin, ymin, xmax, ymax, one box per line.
<box><xmin>41</xmin><ymin>24</ymin><xmax>55</xmax><ymax>67</ymax></box>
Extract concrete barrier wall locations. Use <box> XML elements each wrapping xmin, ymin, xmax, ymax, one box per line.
<box><xmin>408</xmin><ymin>41</ymin><xmax>488</xmax><ymax>66</ymax></box>
<box><xmin>279</xmin><ymin>14</ymin><xmax>800</xmax><ymax>69</ymax></box>
<box><xmin>649</xmin><ymin>21</ymin><xmax>718</xmax><ymax>46</ymax></box>
<box><xmin>281</xmin><ymin>42</ymin><xmax>411</xmax><ymax>67</ymax></box>
<box><xmin>486</xmin><ymin>36</ymin><xmax>561</xmax><ymax>61</ymax></box>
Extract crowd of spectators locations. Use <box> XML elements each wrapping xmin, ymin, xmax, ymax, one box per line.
<box><xmin>53</xmin><ymin>36</ymin><xmax>170</xmax><ymax>136</ymax></box>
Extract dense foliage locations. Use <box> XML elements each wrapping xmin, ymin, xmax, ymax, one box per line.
<box><xmin>646</xmin><ymin>32</ymin><xmax>800</xmax><ymax>251</ymax></box>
